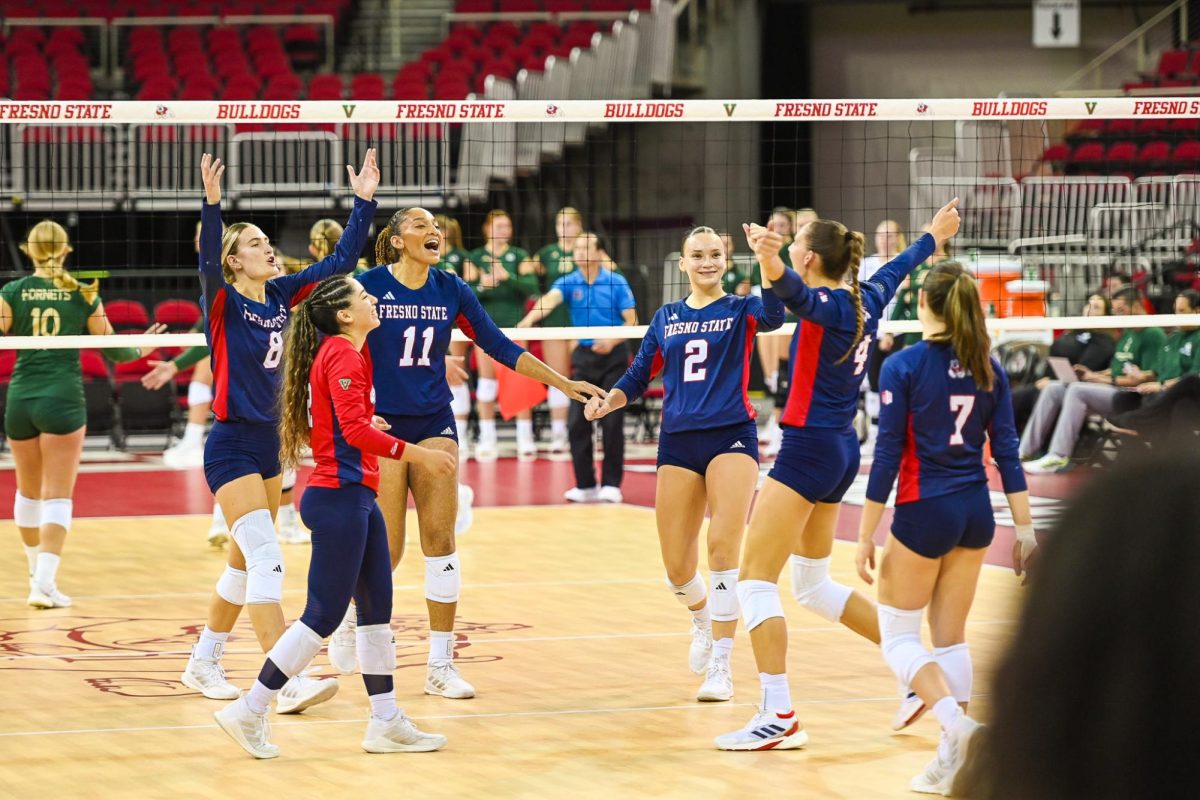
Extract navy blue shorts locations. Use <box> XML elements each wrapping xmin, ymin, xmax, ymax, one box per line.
<box><xmin>768</xmin><ymin>425</ymin><xmax>860</xmax><ymax>504</ymax></box>
<box><xmin>658</xmin><ymin>419</ymin><xmax>759</xmax><ymax>475</ymax></box>
<box><xmin>891</xmin><ymin>481</ymin><xmax>995</xmax><ymax>559</ymax></box>
<box><xmin>378</xmin><ymin>405</ymin><xmax>457</xmax><ymax>446</ymax></box>
<box><xmin>204</xmin><ymin>420</ymin><xmax>281</xmax><ymax>493</ymax></box>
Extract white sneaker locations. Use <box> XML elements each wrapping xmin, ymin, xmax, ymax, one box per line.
<box><xmin>547</xmin><ymin>431</ymin><xmax>570</xmax><ymax>461</ymax></box>
<box><xmin>214</xmin><ymin>697</ymin><xmax>279</xmax><ymax>759</ymax></box>
<box><xmin>27</xmin><ymin>579</ymin><xmax>72</xmax><ymax>609</ymax></box>
<box><xmin>276</xmin><ymin>506</ymin><xmax>310</xmax><ymax>545</ymax></box>
<box><xmin>1022</xmin><ymin>453</ymin><xmax>1071</xmax><ymax>474</ymax></box>
<box><xmin>696</xmin><ymin>654</ymin><xmax>733</xmax><ymax>702</ymax></box>
<box><xmin>714</xmin><ymin>708</ymin><xmax>808</xmax><ymax>751</ymax></box>
<box><xmin>596</xmin><ymin>485</ymin><xmax>623</xmax><ymax>503</ymax></box>
<box><xmin>455</xmin><ymin>483</ymin><xmax>474</xmax><ymax>537</ymax></box>
<box><xmin>892</xmin><ymin>689</ymin><xmax>928</xmax><ymax>731</ymax></box>
<box><xmin>688</xmin><ymin>620</ymin><xmax>713</xmax><ymax>674</ymax></box>
<box><xmin>563</xmin><ymin>486</ymin><xmax>598</xmax><ymax>503</ymax></box>
<box><xmin>275</xmin><ymin>672</ymin><xmax>339</xmax><ymax>714</ymax></box>
<box><xmin>163</xmin><ymin>437</ymin><xmax>206</xmax><ymax>469</ymax></box>
<box><xmin>362</xmin><ymin>713</ymin><xmax>448</xmax><ymax>753</ymax></box>
<box><xmin>181</xmin><ymin>650</ymin><xmax>240</xmax><ymax>700</ymax></box>
<box><xmin>910</xmin><ymin>755</ymin><xmax>947</xmax><ymax>795</ymax></box>
<box><xmin>517</xmin><ymin>438</ymin><xmax>538</xmax><ymax>462</ymax></box>
<box><xmin>329</xmin><ymin>615</ymin><xmax>358</xmax><ymax>674</ymax></box>
<box><xmin>474</xmin><ymin>439</ymin><xmax>498</xmax><ymax>463</ymax></box>
<box><xmin>425</xmin><ymin>661</ymin><xmax>476</xmax><ymax>699</ymax></box>
<box><xmin>208</xmin><ymin>504</ymin><xmax>229</xmax><ymax>548</ymax></box>
<box><xmin>911</xmin><ymin>717</ymin><xmax>983</xmax><ymax>796</ymax></box>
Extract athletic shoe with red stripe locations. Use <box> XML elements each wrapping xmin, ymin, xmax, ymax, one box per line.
<box><xmin>714</xmin><ymin>708</ymin><xmax>809</xmax><ymax>751</ymax></box>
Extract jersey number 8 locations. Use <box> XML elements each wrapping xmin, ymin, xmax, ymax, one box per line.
<box><xmin>263</xmin><ymin>331</ymin><xmax>284</xmax><ymax>369</ymax></box>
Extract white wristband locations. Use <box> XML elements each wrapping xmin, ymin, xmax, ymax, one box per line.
<box><xmin>1015</xmin><ymin>524</ymin><xmax>1036</xmax><ymax>544</ymax></box>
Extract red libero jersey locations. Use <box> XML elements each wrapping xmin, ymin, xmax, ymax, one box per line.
<box><xmin>307</xmin><ymin>335</ymin><xmax>406</xmax><ymax>492</ymax></box>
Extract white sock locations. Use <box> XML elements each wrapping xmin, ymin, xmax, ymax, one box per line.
<box><xmin>369</xmin><ymin>690</ymin><xmax>399</xmax><ymax>721</ymax></box>
<box><xmin>759</xmin><ymin>672</ymin><xmax>791</xmax><ymax>712</ymax></box>
<box><xmin>931</xmin><ymin>696</ymin><xmax>963</xmax><ymax>730</ymax></box>
<box><xmin>211</xmin><ymin>503</ymin><xmax>227</xmax><ymax>531</ymax></box>
<box><xmin>712</xmin><ymin>637</ymin><xmax>733</xmax><ymax>660</ymax></box>
<box><xmin>455</xmin><ymin>418</ymin><xmax>468</xmax><ymax>446</ymax></box>
<box><xmin>34</xmin><ymin>552</ymin><xmax>60</xmax><ymax>589</ymax></box>
<box><xmin>23</xmin><ymin>544</ymin><xmax>39</xmax><ymax>576</ymax></box>
<box><xmin>551</xmin><ymin>419</ymin><xmax>567</xmax><ymax>438</ymax></box>
<box><xmin>195</xmin><ymin>626</ymin><xmax>229</xmax><ymax>661</ymax></box>
<box><xmin>245</xmin><ymin>681</ymin><xmax>275</xmax><ymax>715</ymax></box>
<box><xmin>478</xmin><ymin>419</ymin><xmax>496</xmax><ymax>444</ymax></box>
<box><xmin>428</xmin><ymin>630</ymin><xmax>454</xmax><ymax>665</ymax></box>
<box><xmin>182</xmin><ymin>421</ymin><xmax>205</xmax><ymax>447</ymax></box>
<box><xmin>341</xmin><ymin>602</ymin><xmax>357</xmax><ymax>627</ymax></box>
<box><xmin>516</xmin><ymin>419</ymin><xmax>533</xmax><ymax>444</ymax></box>
<box><xmin>277</xmin><ymin>503</ymin><xmax>297</xmax><ymax>527</ymax></box>
<box><xmin>690</xmin><ymin>604</ymin><xmax>712</xmax><ymax>631</ymax></box>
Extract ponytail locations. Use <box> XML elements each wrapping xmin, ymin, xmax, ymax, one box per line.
<box><xmin>20</xmin><ymin>219</ymin><xmax>97</xmax><ymax>301</ymax></box>
<box><xmin>277</xmin><ymin>275</ymin><xmax>357</xmax><ymax>469</ymax></box>
<box><xmin>836</xmin><ymin>229</ymin><xmax>866</xmax><ymax>364</ymax></box>
<box><xmin>923</xmin><ymin>262</ymin><xmax>994</xmax><ymax>391</ymax></box>
<box><xmin>374</xmin><ymin>207</ymin><xmax>412</xmax><ymax>266</ymax></box>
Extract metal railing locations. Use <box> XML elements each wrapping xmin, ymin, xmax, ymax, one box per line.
<box><xmin>1057</xmin><ymin>0</ymin><xmax>1189</xmax><ymax>94</ymax></box>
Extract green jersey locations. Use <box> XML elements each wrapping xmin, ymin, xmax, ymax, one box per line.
<box><xmin>467</xmin><ymin>245</ymin><xmax>536</xmax><ymax>327</ymax></box>
<box><xmin>890</xmin><ymin>262</ymin><xmax>933</xmax><ymax>345</ymax></box>
<box><xmin>0</xmin><ymin>275</ymin><xmax>99</xmax><ymax>399</ymax></box>
<box><xmin>535</xmin><ymin>243</ymin><xmax>578</xmax><ymax>327</ymax></box>
<box><xmin>437</xmin><ymin>247</ymin><xmax>469</xmax><ymax>278</ymax></box>
<box><xmin>1156</xmin><ymin>328</ymin><xmax>1200</xmax><ymax>382</ymax></box>
<box><xmin>1111</xmin><ymin>326</ymin><xmax>1166</xmax><ymax>379</ymax></box>
<box><xmin>722</xmin><ymin>265</ymin><xmax>755</xmax><ymax>296</ymax></box>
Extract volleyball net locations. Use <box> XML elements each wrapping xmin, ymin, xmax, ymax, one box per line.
<box><xmin>1</xmin><ymin>96</ymin><xmax>1199</xmax><ymax>358</ymax></box>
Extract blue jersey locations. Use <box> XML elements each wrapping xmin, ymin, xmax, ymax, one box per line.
<box><xmin>613</xmin><ymin>291</ymin><xmax>785</xmax><ymax>434</ymax></box>
<box><xmin>200</xmin><ymin>196</ymin><xmax>377</xmax><ymax>424</ymax></box>
<box><xmin>867</xmin><ymin>340</ymin><xmax>1027</xmax><ymax>505</ymax></box>
<box><xmin>358</xmin><ymin>265</ymin><xmax>525</xmax><ymax>417</ymax></box>
<box><xmin>552</xmin><ymin>268</ymin><xmax>637</xmax><ymax>345</ymax></box>
<box><xmin>775</xmin><ymin>233</ymin><xmax>935</xmax><ymax>430</ymax></box>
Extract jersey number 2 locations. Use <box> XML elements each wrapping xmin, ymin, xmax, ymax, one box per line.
<box><xmin>683</xmin><ymin>339</ymin><xmax>708</xmax><ymax>382</ymax></box>
<box><xmin>949</xmin><ymin>395</ymin><xmax>975</xmax><ymax>445</ymax></box>
<box><xmin>399</xmin><ymin>326</ymin><xmax>434</xmax><ymax>367</ymax></box>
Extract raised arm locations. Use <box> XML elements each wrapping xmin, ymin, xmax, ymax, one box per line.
<box><xmin>198</xmin><ymin>153</ymin><xmax>227</xmax><ymax>314</ymax></box>
<box><xmin>753</xmin><ymin>287</ymin><xmax>785</xmax><ymax>331</ymax></box>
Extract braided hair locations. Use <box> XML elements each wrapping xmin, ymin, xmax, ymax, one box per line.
<box><xmin>803</xmin><ymin>220</ymin><xmax>866</xmax><ymax>364</ymax></box>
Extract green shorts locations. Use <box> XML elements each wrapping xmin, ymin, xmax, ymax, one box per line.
<box><xmin>4</xmin><ymin>391</ymin><xmax>87</xmax><ymax>440</ymax></box>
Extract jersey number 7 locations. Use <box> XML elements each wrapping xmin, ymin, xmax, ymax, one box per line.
<box><xmin>949</xmin><ymin>394</ymin><xmax>975</xmax><ymax>445</ymax></box>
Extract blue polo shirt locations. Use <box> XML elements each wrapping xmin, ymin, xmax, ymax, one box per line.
<box><xmin>552</xmin><ymin>268</ymin><xmax>637</xmax><ymax>345</ymax></box>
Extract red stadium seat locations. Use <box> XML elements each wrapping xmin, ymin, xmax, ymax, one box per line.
<box><xmin>308</xmin><ymin>73</ymin><xmax>343</xmax><ymax>99</ymax></box>
<box><xmin>1042</xmin><ymin>143</ymin><xmax>1071</xmax><ymax>164</ymax></box>
<box><xmin>1173</xmin><ymin>140</ymin><xmax>1200</xmax><ymax>169</ymax></box>
<box><xmin>1105</xmin><ymin>141</ymin><xmax>1137</xmax><ymax>168</ymax></box>
<box><xmin>80</xmin><ymin>349</ymin><xmax>112</xmax><ymax>380</ymax></box>
<box><xmin>1136</xmin><ymin>140</ymin><xmax>1171</xmax><ymax>169</ymax></box>
<box><xmin>0</xmin><ymin>350</ymin><xmax>17</xmax><ymax>381</ymax></box>
<box><xmin>1156</xmin><ymin>49</ymin><xmax>1189</xmax><ymax>78</ymax></box>
<box><xmin>154</xmin><ymin>300</ymin><xmax>202</xmax><ymax>331</ymax></box>
<box><xmin>349</xmin><ymin>73</ymin><xmax>386</xmax><ymax>100</ymax></box>
<box><xmin>104</xmin><ymin>300</ymin><xmax>151</xmax><ymax>330</ymax></box>
<box><xmin>1069</xmin><ymin>142</ymin><xmax>1106</xmax><ymax>165</ymax></box>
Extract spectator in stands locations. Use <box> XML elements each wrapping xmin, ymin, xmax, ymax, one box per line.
<box><xmin>465</xmin><ymin>210</ymin><xmax>537</xmax><ymax>462</ymax></box>
<box><xmin>433</xmin><ymin>214</ymin><xmax>468</xmax><ymax>278</ymax></box>
<box><xmin>517</xmin><ymin>232</ymin><xmax>637</xmax><ymax>503</ymax></box>
<box><xmin>1010</xmin><ymin>293</ymin><xmax>1116</xmax><ymax>432</ymax></box>
<box><xmin>858</xmin><ymin>219</ymin><xmax>908</xmax><ymax>449</ymax></box>
<box><xmin>969</xmin><ymin>449</ymin><xmax>1200</xmax><ymax>799</ymax></box>
<box><xmin>1106</xmin><ymin>270</ymin><xmax>1155</xmax><ymax>314</ymax></box>
<box><xmin>1021</xmin><ymin>287</ymin><xmax>1165</xmax><ymax>473</ymax></box>
<box><xmin>719</xmin><ymin>232</ymin><xmax>752</xmax><ymax>296</ymax></box>
<box><xmin>434</xmin><ymin>215</ymin><xmax>475</xmax><ymax>459</ymax></box>
<box><xmin>1106</xmin><ymin>290</ymin><xmax>1200</xmax><ymax>442</ymax></box>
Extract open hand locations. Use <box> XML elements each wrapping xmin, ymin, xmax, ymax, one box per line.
<box><xmin>200</xmin><ymin>153</ymin><xmax>224</xmax><ymax>204</ymax></box>
<box><xmin>348</xmin><ymin>147</ymin><xmax>380</xmax><ymax>201</ymax></box>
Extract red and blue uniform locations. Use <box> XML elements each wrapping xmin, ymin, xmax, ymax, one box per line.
<box><xmin>356</xmin><ymin>264</ymin><xmax>525</xmax><ymax>444</ymax></box>
<box><xmin>867</xmin><ymin>340</ymin><xmax>1027</xmax><ymax>558</ymax></box>
<box><xmin>768</xmin><ymin>233</ymin><xmax>935</xmax><ymax>503</ymax></box>
<box><xmin>301</xmin><ymin>335</ymin><xmax>405</xmax><ymax>638</ymax></box>
<box><xmin>613</xmin><ymin>290</ymin><xmax>785</xmax><ymax>474</ymax></box>
<box><xmin>198</xmin><ymin>196</ymin><xmax>376</xmax><ymax>492</ymax></box>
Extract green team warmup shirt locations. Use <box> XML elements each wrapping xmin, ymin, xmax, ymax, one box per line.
<box><xmin>1111</xmin><ymin>326</ymin><xmax>1166</xmax><ymax>379</ymax></box>
<box><xmin>1156</xmin><ymin>328</ymin><xmax>1200</xmax><ymax>382</ymax></box>
<box><xmin>534</xmin><ymin>242</ymin><xmax>578</xmax><ymax>327</ymax></box>
<box><xmin>1</xmin><ymin>276</ymin><xmax>99</xmax><ymax>402</ymax></box>
<box><xmin>889</xmin><ymin>262</ymin><xmax>933</xmax><ymax>346</ymax></box>
<box><xmin>437</xmin><ymin>247</ymin><xmax>469</xmax><ymax>278</ymax></box>
<box><xmin>467</xmin><ymin>245</ymin><xmax>536</xmax><ymax>328</ymax></box>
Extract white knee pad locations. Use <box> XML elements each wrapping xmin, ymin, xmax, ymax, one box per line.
<box><xmin>13</xmin><ymin>493</ymin><xmax>41</xmax><ymax>528</ymax></box>
<box><xmin>450</xmin><ymin>383</ymin><xmax>470</xmax><ymax>416</ymax></box>
<box><xmin>667</xmin><ymin>572</ymin><xmax>706</xmax><ymax>607</ymax></box>
<box><xmin>281</xmin><ymin>469</ymin><xmax>297</xmax><ymax>493</ymax></box>
<box><xmin>232</xmin><ymin>509</ymin><xmax>284</xmax><ymax>604</ymax></box>
<box><xmin>879</xmin><ymin>604</ymin><xmax>934</xmax><ymax>687</ymax></box>
<box><xmin>709</xmin><ymin>569</ymin><xmax>739</xmax><ymax>623</ymax></box>
<box><xmin>547</xmin><ymin>387</ymin><xmax>571</xmax><ymax>410</ymax></box>
<box><xmin>266</xmin><ymin>621</ymin><xmax>323</xmax><ymax>677</ymax></box>
<box><xmin>215</xmin><ymin>565</ymin><xmax>248</xmax><ymax>606</ymax></box>
<box><xmin>737</xmin><ymin>579</ymin><xmax>784</xmax><ymax>632</ymax></box>
<box><xmin>475</xmin><ymin>377</ymin><xmax>498</xmax><ymax>403</ymax></box>
<box><xmin>790</xmin><ymin>555</ymin><xmax>853</xmax><ymax>623</ymax></box>
<box><xmin>188</xmin><ymin>380</ymin><xmax>213</xmax><ymax>407</ymax></box>
<box><xmin>425</xmin><ymin>553</ymin><xmax>461</xmax><ymax>604</ymax></box>
<box><xmin>356</xmin><ymin>623</ymin><xmax>397</xmax><ymax>675</ymax></box>
<box><xmin>41</xmin><ymin>498</ymin><xmax>73</xmax><ymax>532</ymax></box>
<box><xmin>934</xmin><ymin>643</ymin><xmax>973</xmax><ymax>703</ymax></box>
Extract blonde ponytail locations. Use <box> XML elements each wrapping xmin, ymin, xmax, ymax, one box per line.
<box><xmin>20</xmin><ymin>220</ymin><xmax>96</xmax><ymax>299</ymax></box>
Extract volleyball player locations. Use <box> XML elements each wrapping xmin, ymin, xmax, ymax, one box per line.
<box><xmin>855</xmin><ymin>261</ymin><xmax>1035</xmax><ymax>795</ymax></box>
<box><xmin>585</xmin><ymin>227</ymin><xmax>784</xmax><ymax>701</ymax></box>
<box><xmin>714</xmin><ymin>199</ymin><xmax>961</xmax><ymax>751</ymax></box>
<box><xmin>214</xmin><ymin>274</ymin><xmax>451</xmax><ymax>758</ymax></box>
<box><xmin>324</xmin><ymin>207</ymin><xmax>603</xmax><ymax>692</ymax></box>
<box><xmin>179</xmin><ymin>151</ymin><xmax>378</xmax><ymax>706</ymax></box>
<box><xmin>466</xmin><ymin>210</ymin><xmax>538</xmax><ymax>461</ymax></box>
<box><xmin>1</xmin><ymin>221</ymin><xmax>159</xmax><ymax>608</ymax></box>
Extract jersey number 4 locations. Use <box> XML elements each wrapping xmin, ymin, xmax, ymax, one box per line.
<box><xmin>852</xmin><ymin>337</ymin><xmax>871</xmax><ymax>377</ymax></box>
<box><xmin>949</xmin><ymin>394</ymin><xmax>975</xmax><ymax>445</ymax></box>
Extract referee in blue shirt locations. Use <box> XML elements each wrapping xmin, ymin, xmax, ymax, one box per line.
<box><xmin>519</xmin><ymin>232</ymin><xmax>638</xmax><ymax>502</ymax></box>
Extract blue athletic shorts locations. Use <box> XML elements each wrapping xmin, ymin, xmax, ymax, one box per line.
<box><xmin>378</xmin><ymin>405</ymin><xmax>458</xmax><ymax>446</ymax></box>
<box><xmin>204</xmin><ymin>420</ymin><xmax>281</xmax><ymax>493</ymax></box>
<box><xmin>657</xmin><ymin>419</ymin><xmax>759</xmax><ymax>475</ymax></box>
<box><xmin>768</xmin><ymin>425</ymin><xmax>860</xmax><ymax>504</ymax></box>
<box><xmin>891</xmin><ymin>481</ymin><xmax>995</xmax><ymax>559</ymax></box>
